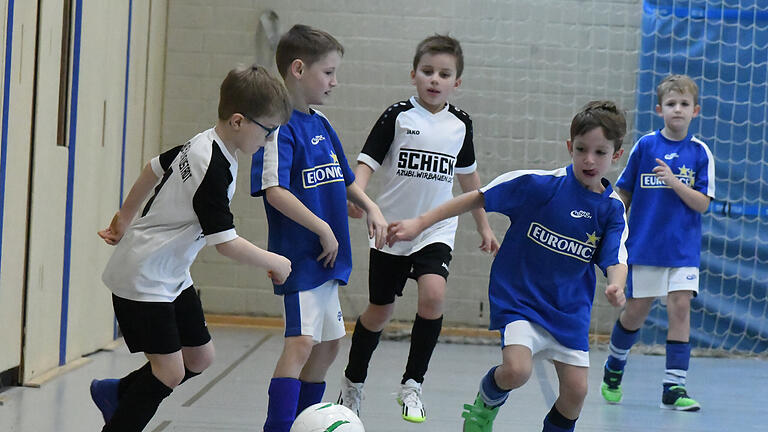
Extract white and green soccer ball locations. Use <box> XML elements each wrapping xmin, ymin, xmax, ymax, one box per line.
<box><xmin>290</xmin><ymin>402</ymin><xmax>365</xmax><ymax>432</ymax></box>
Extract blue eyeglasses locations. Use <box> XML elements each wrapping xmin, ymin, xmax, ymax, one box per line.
<box><xmin>242</xmin><ymin>113</ymin><xmax>279</xmax><ymax>138</ymax></box>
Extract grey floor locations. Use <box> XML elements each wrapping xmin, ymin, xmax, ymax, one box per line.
<box><xmin>1</xmin><ymin>325</ymin><xmax>766</xmax><ymax>431</ymax></box>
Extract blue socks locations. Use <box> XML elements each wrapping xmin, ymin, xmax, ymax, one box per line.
<box><xmin>264</xmin><ymin>377</ymin><xmax>301</xmax><ymax>432</ymax></box>
<box><xmin>606</xmin><ymin>319</ymin><xmax>639</xmax><ymax>371</ymax></box>
<box><xmin>296</xmin><ymin>381</ymin><xmax>326</xmax><ymax>416</ymax></box>
<box><xmin>479</xmin><ymin>366</ymin><xmax>509</xmax><ymax>408</ymax></box>
<box><xmin>663</xmin><ymin>340</ymin><xmax>690</xmax><ymax>389</ymax></box>
<box><xmin>542</xmin><ymin>405</ymin><xmax>576</xmax><ymax>432</ymax></box>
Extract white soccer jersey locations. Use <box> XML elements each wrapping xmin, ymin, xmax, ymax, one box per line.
<box><xmin>358</xmin><ymin>96</ymin><xmax>476</xmax><ymax>255</ymax></box>
<box><xmin>102</xmin><ymin>128</ymin><xmax>239</xmax><ymax>302</ymax></box>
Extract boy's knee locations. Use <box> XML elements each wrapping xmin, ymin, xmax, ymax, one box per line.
<box><xmin>562</xmin><ymin>379</ymin><xmax>588</xmax><ymax>403</ymax></box>
<box><xmin>153</xmin><ymin>366</ymin><xmax>186</xmax><ymax>389</ymax></box>
<box><xmin>497</xmin><ymin>362</ymin><xmax>532</xmax><ymax>388</ymax></box>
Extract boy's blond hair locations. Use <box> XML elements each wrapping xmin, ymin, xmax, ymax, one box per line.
<box><xmin>570</xmin><ymin>100</ymin><xmax>627</xmax><ymax>152</ymax></box>
<box><xmin>218</xmin><ymin>64</ymin><xmax>292</xmax><ymax>123</ymax></box>
<box><xmin>275</xmin><ymin>24</ymin><xmax>344</xmax><ymax>79</ymax></box>
<box><xmin>412</xmin><ymin>34</ymin><xmax>464</xmax><ymax>78</ymax></box>
<box><xmin>657</xmin><ymin>74</ymin><xmax>699</xmax><ymax>105</ymax></box>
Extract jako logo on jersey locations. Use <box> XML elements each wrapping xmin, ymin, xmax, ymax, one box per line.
<box><xmin>406</xmin><ymin>129</ymin><xmax>420</xmax><ymax>135</ymax></box>
<box><xmin>178</xmin><ymin>142</ymin><xmax>192</xmax><ymax>182</ymax></box>
<box><xmin>337</xmin><ymin>311</ymin><xmax>343</xmax><ymax>322</ymax></box>
<box><xmin>686</xmin><ymin>274</ymin><xmax>697</xmax><ymax>280</ymax></box>
<box><xmin>570</xmin><ymin>210</ymin><xmax>592</xmax><ymax>219</ymax></box>
<box><xmin>302</xmin><ymin>158</ymin><xmax>344</xmax><ymax>188</ymax></box>
<box><xmin>527</xmin><ymin>222</ymin><xmax>598</xmax><ymax>263</ymax></box>
<box><xmin>664</xmin><ymin>152</ymin><xmax>679</xmax><ymax>160</ymax></box>
<box><xmin>311</xmin><ymin>135</ymin><xmax>325</xmax><ymax>145</ymax></box>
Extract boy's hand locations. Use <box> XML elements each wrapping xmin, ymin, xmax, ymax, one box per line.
<box><xmin>347</xmin><ymin>200</ymin><xmax>365</xmax><ymax>219</ymax></box>
<box><xmin>653</xmin><ymin>158</ymin><xmax>679</xmax><ymax>187</ymax></box>
<box><xmin>605</xmin><ymin>284</ymin><xmax>626</xmax><ymax>307</ymax></box>
<box><xmin>97</xmin><ymin>212</ymin><xmax>128</xmax><ymax>245</ymax></box>
<box><xmin>366</xmin><ymin>206</ymin><xmax>388</xmax><ymax>249</ymax></box>
<box><xmin>267</xmin><ymin>254</ymin><xmax>292</xmax><ymax>285</ymax></box>
<box><xmin>478</xmin><ymin>227</ymin><xmax>500</xmax><ymax>255</ymax></box>
<box><xmin>386</xmin><ymin>218</ymin><xmax>422</xmax><ymax>247</ymax></box>
<box><xmin>317</xmin><ymin>224</ymin><xmax>339</xmax><ymax>268</ymax></box>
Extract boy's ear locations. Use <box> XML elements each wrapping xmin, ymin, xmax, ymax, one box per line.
<box><xmin>229</xmin><ymin>113</ymin><xmax>245</xmax><ymax>130</ymax></box>
<box><xmin>612</xmin><ymin>148</ymin><xmax>624</xmax><ymax>162</ymax></box>
<box><xmin>566</xmin><ymin>139</ymin><xmax>573</xmax><ymax>155</ymax></box>
<box><xmin>289</xmin><ymin>59</ymin><xmax>305</xmax><ymax>79</ymax></box>
<box><xmin>655</xmin><ymin>104</ymin><xmax>662</xmax><ymax>115</ymax></box>
<box><xmin>410</xmin><ymin>69</ymin><xmax>416</xmax><ymax>84</ymax></box>
<box><xmin>693</xmin><ymin>104</ymin><xmax>701</xmax><ymax>117</ymax></box>
<box><xmin>454</xmin><ymin>77</ymin><xmax>462</xmax><ymax>88</ymax></box>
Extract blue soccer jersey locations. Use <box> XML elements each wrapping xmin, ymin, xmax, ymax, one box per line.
<box><xmin>616</xmin><ymin>130</ymin><xmax>715</xmax><ymax>267</ymax></box>
<box><xmin>251</xmin><ymin>109</ymin><xmax>355</xmax><ymax>295</ymax></box>
<box><xmin>480</xmin><ymin>165</ymin><xmax>628</xmax><ymax>351</ymax></box>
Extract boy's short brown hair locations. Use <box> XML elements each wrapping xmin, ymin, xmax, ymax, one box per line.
<box><xmin>570</xmin><ymin>100</ymin><xmax>627</xmax><ymax>152</ymax></box>
<box><xmin>275</xmin><ymin>24</ymin><xmax>344</xmax><ymax>79</ymax></box>
<box><xmin>657</xmin><ymin>74</ymin><xmax>699</xmax><ymax>105</ymax></box>
<box><xmin>218</xmin><ymin>64</ymin><xmax>292</xmax><ymax>123</ymax></box>
<box><xmin>412</xmin><ymin>34</ymin><xmax>464</xmax><ymax>78</ymax></box>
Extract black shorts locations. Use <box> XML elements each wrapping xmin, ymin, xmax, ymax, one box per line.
<box><xmin>368</xmin><ymin>243</ymin><xmax>452</xmax><ymax>305</ymax></box>
<box><xmin>112</xmin><ymin>286</ymin><xmax>211</xmax><ymax>354</ymax></box>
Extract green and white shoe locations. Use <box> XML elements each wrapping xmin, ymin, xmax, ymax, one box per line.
<box><xmin>461</xmin><ymin>394</ymin><xmax>499</xmax><ymax>432</ymax></box>
<box><xmin>600</xmin><ymin>366</ymin><xmax>624</xmax><ymax>404</ymax></box>
<box><xmin>661</xmin><ymin>386</ymin><xmax>701</xmax><ymax>411</ymax></box>
<box><xmin>397</xmin><ymin>379</ymin><xmax>426</xmax><ymax>423</ymax></box>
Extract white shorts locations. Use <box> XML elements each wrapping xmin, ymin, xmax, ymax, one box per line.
<box><xmin>628</xmin><ymin>265</ymin><xmax>699</xmax><ymax>299</ymax></box>
<box><xmin>282</xmin><ymin>280</ymin><xmax>346</xmax><ymax>343</ymax></box>
<box><xmin>501</xmin><ymin>320</ymin><xmax>589</xmax><ymax>367</ymax></box>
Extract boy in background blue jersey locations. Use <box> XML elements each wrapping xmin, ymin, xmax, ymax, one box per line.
<box><xmin>388</xmin><ymin>101</ymin><xmax>629</xmax><ymax>432</ymax></box>
<box><xmin>250</xmin><ymin>25</ymin><xmax>387</xmax><ymax>432</ymax></box>
<box><xmin>600</xmin><ymin>75</ymin><xmax>715</xmax><ymax>411</ymax></box>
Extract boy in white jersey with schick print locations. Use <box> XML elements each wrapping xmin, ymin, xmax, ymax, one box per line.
<box><xmin>250</xmin><ymin>25</ymin><xmax>387</xmax><ymax>432</ymax></box>
<box><xmin>388</xmin><ymin>101</ymin><xmax>629</xmax><ymax>432</ymax></box>
<box><xmin>90</xmin><ymin>65</ymin><xmax>293</xmax><ymax>432</ymax></box>
<box><xmin>338</xmin><ymin>34</ymin><xmax>499</xmax><ymax>423</ymax></box>
<box><xmin>600</xmin><ymin>74</ymin><xmax>715</xmax><ymax>411</ymax></box>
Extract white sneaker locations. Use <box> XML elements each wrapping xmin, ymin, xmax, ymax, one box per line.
<box><xmin>397</xmin><ymin>379</ymin><xmax>426</xmax><ymax>423</ymax></box>
<box><xmin>337</xmin><ymin>376</ymin><xmax>364</xmax><ymax>415</ymax></box>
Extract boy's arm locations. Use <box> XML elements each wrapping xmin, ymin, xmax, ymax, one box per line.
<box><xmin>387</xmin><ymin>190</ymin><xmax>485</xmax><ymax>247</ymax></box>
<box><xmin>265</xmin><ymin>186</ymin><xmax>339</xmax><ymax>268</ymax></box>
<box><xmin>346</xmin><ymin>180</ymin><xmax>387</xmax><ymax>249</ymax></box>
<box><xmin>98</xmin><ymin>162</ymin><xmax>161</xmax><ymax>245</ymax></box>
<box><xmin>215</xmin><ymin>237</ymin><xmax>292</xmax><ymax>284</ymax></box>
<box><xmin>653</xmin><ymin>158</ymin><xmax>711</xmax><ymax>213</ymax></box>
<box><xmin>616</xmin><ymin>188</ymin><xmax>632</xmax><ymax>212</ymax></box>
<box><xmin>604</xmin><ymin>263</ymin><xmax>628</xmax><ymax>307</ymax></box>
<box><xmin>347</xmin><ymin>162</ymin><xmax>374</xmax><ymax>219</ymax></box>
<box><xmin>457</xmin><ymin>172</ymin><xmax>500</xmax><ymax>254</ymax></box>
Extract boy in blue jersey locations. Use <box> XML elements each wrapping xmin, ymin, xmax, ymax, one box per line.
<box><xmin>91</xmin><ymin>64</ymin><xmax>293</xmax><ymax>432</ymax></box>
<box><xmin>388</xmin><ymin>101</ymin><xmax>629</xmax><ymax>432</ymax></box>
<box><xmin>250</xmin><ymin>25</ymin><xmax>387</xmax><ymax>432</ymax></box>
<box><xmin>600</xmin><ymin>75</ymin><xmax>715</xmax><ymax>411</ymax></box>
<box><xmin>338</xmin><ymin>34</ymin><xmax>499</xmax><ymax>423</ymax></box>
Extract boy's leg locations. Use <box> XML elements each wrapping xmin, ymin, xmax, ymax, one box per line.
<box><xmin>296</xmin><ymin>338</ymin><xmax>340</xmax><ymax>414</ymax></box>
<box><xmin>661</xmin><ymin>290</ymin><xmax>700</xmax><ymax>411</ymax></box>
<box><xmin>543</xmin><ymin>362</ymin><xmax>588</xmax><ymax>432</ymax></box>
<box><xmin>601</xmin><ymin>297</ymin><xmax>652</xmax><ymax>403</ymax></box>
<box><xmin>266</xmin><ymin>336</ymin><xmax>314</xmax><ymax>432</ymax></box>
<box><xmin>462</xmin><ymin>345</ymin><xmax>532</xmax><ymax>432</ymax></box>
<box><xmin>102</xmin><ymin>352</ymin><xmax>182</xmax><ymax>432</ymax></box>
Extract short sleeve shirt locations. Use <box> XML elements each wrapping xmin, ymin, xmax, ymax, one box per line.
<box><xmin>616</xmin><ymin>130</ymin><xmax>715</xmax><ymax>267</ymax></box>
<box><xmin>357</xmin><ymin>96</ymin><xmax>476</xmax><ymax>255</ymax></box>
<box><xmin>481</xmin><ymin>165</ymin><xmax>628</xmax><ymax>351</ymax></box>
<box><xmin>251</xmin><ymin>109</ymin><xmax>355</xmax><ymax>295</ymax></box>
<box><xmin>102</xmin><ymin>128</ymin><xmax>239</xmax><ymax>302</ymax></box>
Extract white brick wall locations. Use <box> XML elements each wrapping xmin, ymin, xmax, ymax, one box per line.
<box><xmin>163</xmin><ymin>0</ymin><xmax>643</xmax><ymax>331</ymax></box>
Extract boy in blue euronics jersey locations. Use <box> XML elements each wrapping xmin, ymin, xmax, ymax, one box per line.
<box><xmin>600</xmin><ymin>75</ymin><xmax>715</xmax><ymax>411</ymax></box>
<box><xmin>250</xmin><ymin>25</ymin><xmax>387</xmax><ymax>432</ymax></box>
<box><xmin>388</xmin><ymin>101</ymin><xmax>630</xmax><ymax>432</ymax></box>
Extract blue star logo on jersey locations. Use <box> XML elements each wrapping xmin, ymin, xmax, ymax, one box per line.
<box><xmin>301</xmin><ymin>151</ymin><xmax>345</xmax><ymax>189</ymax></box>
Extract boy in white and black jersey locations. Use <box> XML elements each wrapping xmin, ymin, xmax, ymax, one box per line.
<box><xmin>89</xmin><ymin>65</ymin><xmax>293</xmax><ymax>432</ymax></box>
<box><xmin>339</xmin><ymin>34</ymin><xmax>499</xmax><ymax>423</ymax></box>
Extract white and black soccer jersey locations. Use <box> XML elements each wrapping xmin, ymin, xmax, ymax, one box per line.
<box><xmin>102</xmin><ymin>128</ymin><xmax>239</xmax><ymax>303</ymax></box>
<box><xmin>251</xmin><ymin>109</ymin><xmax>355</xmax><ymax>295</ymax></box>
<box><xmin>617</xmin><ymin>130</ymin><xmax>715</xmax><ymax>267</ymax></box>
<box><xmin>480</xmin><ymin>165</ymin><xmax>628</xmax><ymax>351</ymax></box>
<box><xmin>357</xmin><ymin>96</ymin><xmax>476</xmax><ymax>255</ymax></box>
